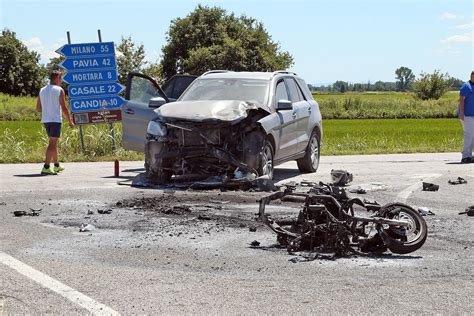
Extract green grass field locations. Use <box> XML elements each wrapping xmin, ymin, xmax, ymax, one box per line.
<box><xmin>313</xmin><ymin>91</ymin><xmax>459</xmax><ymax>119</ymax></box>
<box><xmin>1</xmin><ymin>91</ymin><xmax>460</xmax><ymax>121</ymax></box>
<box><xmin>0</xmin><ymin>118</ymin><xmax>462</xmax><ymax>163</ymax></box>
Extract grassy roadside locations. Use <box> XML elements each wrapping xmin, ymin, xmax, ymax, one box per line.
<box><xmin>1</xmin><ymin>91</ymin><xmax>459</xmax><ymax>121</ymax></box>
<box><xmin>0</xmin><ymin>118</ymin><xmax>462</xmax><ymax>163</ymax></box>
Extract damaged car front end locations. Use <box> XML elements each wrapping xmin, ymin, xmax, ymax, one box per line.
<box><xmin>145</xmin><ymin>99</ymin><xmax>272</xmax><ymax>183</ymax></box>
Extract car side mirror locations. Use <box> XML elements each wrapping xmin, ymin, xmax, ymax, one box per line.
<box><xmin>276</xmin><ymin>99</ymin><xmax>293</xmax><ymax>111</ymax></box>
<box><xmin>148</xmin><ymin>97</ymin><xmax>166</xmax><ymax>108</ymax></box>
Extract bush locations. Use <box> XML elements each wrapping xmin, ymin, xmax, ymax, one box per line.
<box><xmin>412</xmin><ymin>70</ymin><xmax>449</xmax><ymax>100</ymax></box>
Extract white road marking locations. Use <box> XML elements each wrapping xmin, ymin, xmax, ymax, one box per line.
<box><xmin>397</xmin><ymin>173</ymin><xmax>442</xmax><ymax>203</ymax></box>
<box><xmin>0</xmin><ymin>251</ymin><xmax>119</xmax><ymax>315</ymax></box>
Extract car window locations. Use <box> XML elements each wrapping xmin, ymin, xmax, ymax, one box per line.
<box><xmin>180</xmin><ymin>78</ymin><xmax>269</xmax><ymax>105</ymax></box>
<box><xmin>163</xmin><ymin>75</ymin><xmax>197</xmax><ymax>100</ymax></box>
<box><xmin>296</xmin><ymin>78</ymin><xmax>314</xmax><ymax>101</ymax></box>
<box><xmin>286</xmin><ymin>78</ymin><xmax>302</xmax><ymax>102</ymax></box>
<box><xmin>275</xmin><ymin>80</ymin><xmax>289</xmax><ymax>101</ymax></box>
<box><xmin>129</xmin><ymin>76</ymin><xmax>162</xmax><ymax>104</ymax></box>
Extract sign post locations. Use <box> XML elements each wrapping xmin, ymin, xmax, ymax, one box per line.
<box><xmin>58</xmin><ymin>30</ymin><xmax>124</xmax><ymax>152</ymax></box>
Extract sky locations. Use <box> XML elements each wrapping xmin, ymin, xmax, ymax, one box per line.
<box><xmin>0</xmin><ymin>0</ymin><xmax>473</xmax><ymax>85</ymax></box>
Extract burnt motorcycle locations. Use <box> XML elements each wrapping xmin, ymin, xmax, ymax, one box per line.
<box><xmin>258</xmin><ymin>183</ymin><xmax>428</xmax><ymax>256</ymax></box>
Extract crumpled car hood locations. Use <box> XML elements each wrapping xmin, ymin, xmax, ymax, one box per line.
<box><xmin>155</xmin><ymin>100</ymin><xmax>270</xmax><ymax>123</ymax></box>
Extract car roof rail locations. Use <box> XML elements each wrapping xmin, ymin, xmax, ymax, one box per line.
<box><xmin>272</xmin><ymin>70</ymin><xmax>298</xmax><ymax>77</ymax></box>
<box><xmin>201</xmin><ymin>70</ymin><xmax>232</xmax><ymax>76</ymax></box>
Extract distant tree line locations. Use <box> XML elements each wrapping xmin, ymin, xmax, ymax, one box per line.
<box><xmin>310</xmin><ymin>66</ymin><xmax>464</xmax><ymax>99</ymax></box>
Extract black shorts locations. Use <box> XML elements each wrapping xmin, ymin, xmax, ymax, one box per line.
<box><xmin>43</xmin><ymin>122</ymin><xmax>62</xmax><ymax>138</ymax></box>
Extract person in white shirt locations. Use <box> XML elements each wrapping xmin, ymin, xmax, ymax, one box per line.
<box><xmin>37</xmin><ymin>70</ymin><xmax>74</xmax><ymax>175</ymax></box>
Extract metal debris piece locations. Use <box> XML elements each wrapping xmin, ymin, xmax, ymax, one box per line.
<box><xmin>250</xmin><ymin>240</ymin><xmax>260</xmax><ymax>247</ymax></box>
<box><xmin>349</xmin><ymin>187</ymin><xmax>367</xmax><ymax>194</ymax></box>
<box><xmin>330</xmin><ymin>169</ymin><xmax>353</xmax><ymax>186</ymax></box>
<box><xmin>197</xmin><ymin>214</ymin><xmax>212</xmax><ymax>220</ymax></box>
<box><xmin>98</xmin><ymin>208</ymin><xmax>112</xmax><ymax>214</ymax></box>
<box><xmin>79</xmin><ymin>224</ymin><xmax>95</xmax><ymax>232</ymax></box>
<box><xmin>459</xmin><ymin>206</ymin><xmax>474</xmax><ymax>216</ymax></box>
<box><xmin>257</xmin><ymin>182</ymin><xmax>428</xmax><ymax>257</ymax></box>
<box><xmin>422</xmin><ymin>182</ymin><xmax>439</xmax><ymax>192</ymax></box>
<box><xmin>13</xmin><ymin>208</ymin><xmax>42</xmax><ymax>217</ymax></box>
<box><xmin>418</xmin><ymin>207</ymin><xmax>436</xmax><ymax>216</ymax></box>
<box><xmin>448</xmin><ymin>177</ymin><xmax>467</xmax><ymax>185</ymax></box>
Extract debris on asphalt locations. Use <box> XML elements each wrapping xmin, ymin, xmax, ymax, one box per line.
<box><xmin>13</xmin><ymin>208</ymin><xmax>42</xmax><ymax>217</ymax></box>
<box><xmin>197</xmin><ymin>214</ymin><xmax>212</xmax><ymax>220</ymax></box>
<box><xmin>348</xmin><ymin>187</ymin><xmax>367</xmax><ymax>194</ymax></box>
<box><xmin>79</xmin><ymin>224</ymin><xmax>95</xmax><ymax>232</ymax></box>
<box><xmin>330</xmin><ymin>169</ymin><xmax>353</xmax><ymax>186</ymax></box>
<box><xmin>422</xmin><ymin>182</ymin><xmax>439</xmax><ymax>192</ymax></box>
<box><xmin>87</xmin><ymin>209</ymin><xmax>94</xmax><ymax>215</ymax></box>
<box><xmin>458</xmin><ymin>206</ymin><xmax>474</xmax><ymax>216</ymax></box>
<box><xmin>448</xmin><ymin>177</ymin><xmax>467</xmax><ymax>185</ymax></box>
<box><xmin>98</xmin><ymin>208</ymin><xmax>113</xmax><ymax>214</ymax></box>
<box><xmin>250</xmin><ymin>240</ymin><xmax>260</xmax><ymax>247</ymax></box>
<box><xmin>249</xmin><ymin>226</ymin><xmax>257</xmax><ymax>232</ymax></box>
<box><xmin>418</xmin><ymin>207</ymin><xmax>436</xmax><ymax>216</ymax></box>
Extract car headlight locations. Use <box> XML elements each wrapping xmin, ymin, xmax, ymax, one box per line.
<box><xmin>147</xmin><ymin>121</ymin><xmax>167</xmax><ymax>136</ymax></box>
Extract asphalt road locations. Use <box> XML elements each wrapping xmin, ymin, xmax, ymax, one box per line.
<box><xmin>0</xmin><ymin>153</ymin><xmax>473</xmax><ymax>314</ymax></box>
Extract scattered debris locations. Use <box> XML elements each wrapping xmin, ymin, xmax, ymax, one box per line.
<box><xmin>418</xmin><ymin>207</ymin><xmax>436</xmax><ymax>216</ymax></box>
<box><xmin>250</xmin><ymin>240</ymin><xmax>260</xmax><ymax>247</ymax></box>
<box><xmin>197</xmin><ymin>214</ymin><xmax>212</xmax><ymax>220</ymax></box>
<box><xmin>0</xmin><ymin>202</ymin><xmax>6</xmax><ymax>206</ymax></box>
<box><xmin>249</xmin><ymin>226</ymin><xmax>257</xmax><ymax>232</ymax></box>
<box><xmin>13</xmin><ymin>208</ymin><xmax>42</xmax><ymax>217</ymax></box>
<box><xmin>349</xmin><ymin>187</ymin><xmax>367</xmax><ymax>194</ymax></box>
<box><xmin>87</xmin><ymin>209</ymin><xmax>94</xmax><ymax>215</ymax></box>
<box><xmin>79</xmin><ymin>224</ymin><xmax>95</xmax><ymax>232</ymax></box>
<box><xmin>98</xmin><ymin>208</ymin><xmax>112</xmax><ymax>214</ymax></box>
<box><xmin>163</xmin><ymin>205</ymin><xmax>192</xmax><ymax>214</ymax></box>
<box><xmin>448</xmin><ymin>177</ymin><xmax>467</xmax><ymax>185</ymax></box>
<box><xmin>422</xmin><ymin>182</ymin><xmax>439</xmax><ymax>192</ymax></box>
<box><xmin>330</xmin><ymin>169</ymin><xmax>353</xmax><ymax>186</ymax></box>
<box><xmin>459</xmin><ymin>206</ymin><xmax>474</xmax><ymax>216</ymax></box>
<box><xmin>258</xmin><ymin>182</ymin><xmax>428</xmax><ymax>257</ymax></box>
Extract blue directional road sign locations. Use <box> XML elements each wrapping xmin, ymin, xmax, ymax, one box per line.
<box><xmin>59</xmin><ymin>55</ymin><xmax>116</xmax><ymax>71</ymax></box>
<box><xmin>70</xmin><ymin>95</ymin><xmax>125</xmax><ymax>113</ymax></box>
<box><xmin>68</xmin><ymin>82</ymin><xmax>125</xmax><ymax>98</ymax></box>
<box><xmin>63</xmin><ymin>69</ymin><xmax>118</xmax><ymax>85</ymax></box>
<box><xmin>56</xmin><ymin>42</ymin><xmax>115</xmax><ymax>57</ymax></box>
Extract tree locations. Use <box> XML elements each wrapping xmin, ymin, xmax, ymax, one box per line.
<box><xmin>0</xmin><ymin>29</ymin><xmax>45</xmax><ymax>96</ymax></box>
<box><xmin>160</xmin><ymin>5</ymin><xmax>293</xmax><ymax>80</ymax></box>
<box><xmin>333</xmin><ymin>81</ymin><xmax>348</xmax><ymax>93</ymax></box>
<box><xmin>395</xmin><ymin>66</ymin><xmax>415</xmax><ymax>91</ymax></box>
<box><xmin>446</xmin><ymin>76</ymin><xmax>464</xmax><ymax>90</ymax></box>
<box><xmin>142</xmin><ymin>62</ymin><xmax>163</xmax><ymax>84</ymax></box>
<box><xmin>412</xmin><ymin>70</ymin><xmax>449</xmax><ymax>100</ymax></box>
<box><xmin>116</xmin><ymin>36</ymin><xmax>147</xmax><ymax>85</ymax></box>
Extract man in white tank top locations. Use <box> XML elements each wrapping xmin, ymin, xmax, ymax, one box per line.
<box><xmin>37</xmin><ymin>70</ymin><xmax>74</xmax><ymax>175</ymax></box>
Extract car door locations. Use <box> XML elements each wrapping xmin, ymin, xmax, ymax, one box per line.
<box><xmin>272</xmin><ymin>79</ymin><xmax>299</xmax><ymax>159</ymax></box>
<box><xmin>121</xmin><ymin>73</ymin><xmax>168</xmax><ymax>152</ymax></box>
<box><xmin>285</xmin><ymin>77</ymin><xmax>311</xmax><ymax>152</ymax></box>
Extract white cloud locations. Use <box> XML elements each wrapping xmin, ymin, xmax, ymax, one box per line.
<box><xmin>451</xmin><ymin>21</ymin><xmax>474</xmax><ymax>30</ymax></box>
<box><xmin>21</xmin><ymin>36</ymin><xmax>61</xmax><ymax>63</ymax></box>
<box><xmin>441</xmin><ymin>32</ymin><xmax>473</xmax><ymax>43</ymax></box>
<box><xmin>440</xmin><ymin>12</ymin><xmax>463</xmax><ymax>20</ymax></box>
<box><xmin>22</xmin><ymin>37</ymin><xmax>42</xmax><ymax>48</ymax></box>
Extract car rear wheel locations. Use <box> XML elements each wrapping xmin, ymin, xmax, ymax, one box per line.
<box><xmin>297</xmin><ymin>130</ymin><xmax>320</xmax><ymax>173</ymax></box>
<box><xmin>257</xmin><ymin>139</ymin><xmax>274</xmax><ymax>179</ymax></box>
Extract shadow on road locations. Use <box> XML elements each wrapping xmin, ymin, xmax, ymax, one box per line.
<box><xmin>14</xmin><ymin>174</ymin><xmax>47</xmax><ymax>178</ymax></box>
<box><xmin>273</xmin><ymin>168</ymin><xmax>302</xmax><ymax>182</ymax></box>
<box><xmin>121</xmin><ymin>168</ymin><xmax>145</xmax><ymax>173</ymax></box>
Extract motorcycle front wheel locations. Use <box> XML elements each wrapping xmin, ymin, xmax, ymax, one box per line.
<box><xmin>379</xmin><ymin>203</ymin><xmax>428</xmax><ymax>254</ymax></box>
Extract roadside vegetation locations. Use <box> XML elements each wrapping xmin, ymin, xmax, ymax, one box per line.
<box><xmin>0</xmin><ymin>118</ymin><xmax>462</xmax><ymax>163</ymax></box>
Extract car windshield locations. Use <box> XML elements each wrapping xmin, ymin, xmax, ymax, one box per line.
<box><xmin>179</xmin><ymin>78</ymin><xmax>269</xmax><ymax>105</ymax></box>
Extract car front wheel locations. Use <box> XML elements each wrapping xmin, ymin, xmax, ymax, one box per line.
<box><xmin>257</xmin><ymin>139</ymin><xmax>274</xmax><ymax>179</ymax></box>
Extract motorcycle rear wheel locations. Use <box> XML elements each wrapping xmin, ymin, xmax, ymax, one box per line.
<box><xmin>379</xmin><ymin>203</ymin><xmax>428</xmax><ymax>254</ymax></box>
